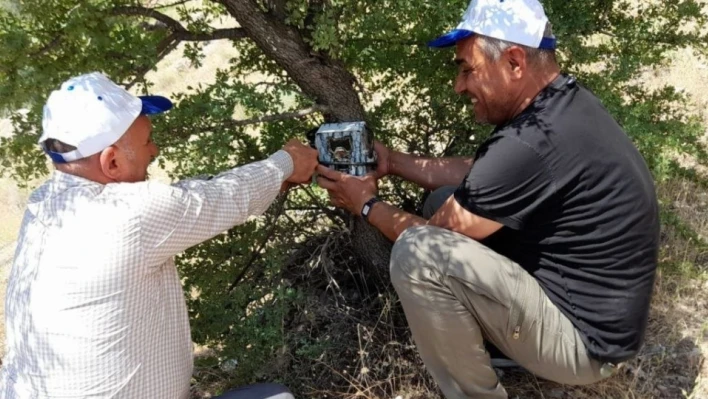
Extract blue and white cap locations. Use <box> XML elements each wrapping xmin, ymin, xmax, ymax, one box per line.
<box><xmin>429</xmin><ymin>0</ymin><xmax>556</xmax><ymax>50</ymax></box>
<box><xmin>39</xmin><ymin>72</ymin><xmax>173</xmax><ymax>163</ymax></box>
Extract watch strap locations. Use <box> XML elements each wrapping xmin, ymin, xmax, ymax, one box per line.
<box><xmin>361</xmin><ymin>197</ymin><xmax>380</xmax><ymax>220</ymax></box>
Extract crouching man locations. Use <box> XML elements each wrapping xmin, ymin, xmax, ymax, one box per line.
<box><xmin>316</xmin><ymin>0</ymin><xmax>660</xmax><ymax>397</ymax></box>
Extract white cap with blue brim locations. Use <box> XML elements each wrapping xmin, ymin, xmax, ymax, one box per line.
<box><xmin>39</xmin><ymin>72</ymin><xmax>173</xmax><ymax>163</ymax></box>
<box><xmin>428</xmin><ymin>0</ymin><xmax>556</xmax><ymax>50</ymax></box>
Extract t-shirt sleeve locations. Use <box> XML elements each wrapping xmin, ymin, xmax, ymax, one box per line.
<box><xmin>454</xmin><ymin>135</ymin><xmax>555</xmax><ymax>230</ymax></box>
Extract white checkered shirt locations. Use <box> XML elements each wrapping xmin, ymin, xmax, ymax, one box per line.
<box><xmin>0</xmin><ymin>151</ymin><xmax>293</xmax><ymax>399</ymax></box>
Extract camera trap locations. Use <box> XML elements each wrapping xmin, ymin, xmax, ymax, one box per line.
<box><xmin>313</xmin><ymin>122</ymin><xmax>377</xmax><ymax>177</ymax></box>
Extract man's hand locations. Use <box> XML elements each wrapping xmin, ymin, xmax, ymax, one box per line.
<box><xmin>316</xmin><ymin>165</ymin><xmax>378</xmax><ymax>215</ymax></box>
<box><xmin>283</xmin><ymin>139</ymin><xmax>319</xmax><ymax>184</ymax></box>
<box><xmin>373</xmin><ymin>140</ymin><xmax>392</xmax><ymax>179</ymax></box>
<box><xmin>280</xmin><ymin>181</ymin><xmax>293</xmax><ymax>193</ymax></box>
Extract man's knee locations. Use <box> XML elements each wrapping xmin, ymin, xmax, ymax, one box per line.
<box><xmin>391</xmin><ymin>225</ymin><xmax>513</xmax><ymax>301</ymax></box>
<box><xmin>422</xmin><ymin>186</ymin><xmax>457</xmax><ymax>219</ymax></box>
<box><xmin>390</xmin><ymin>225</ymin><xmax>449</xmax><ymax>288</ymax></box>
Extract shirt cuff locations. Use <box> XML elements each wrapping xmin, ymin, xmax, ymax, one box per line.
<box><xmin>269</xmin><ymin>150</ymin><xmax>294</xmax><ymax>181</ymax></box>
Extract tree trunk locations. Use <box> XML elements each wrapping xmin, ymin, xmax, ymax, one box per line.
<box><xmin>219</xmin><ymin>0</ymin><xmax>393</xmax><ymax>271</ymax></box>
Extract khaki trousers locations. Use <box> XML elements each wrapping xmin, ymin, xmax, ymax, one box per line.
<box><xmin>391</xmin><ymin>188</ymin><xmax>607</xmax><ymax>398</ymax></box>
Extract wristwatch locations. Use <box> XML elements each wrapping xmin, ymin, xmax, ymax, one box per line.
<box><xmin>361</xmin><ymin>197</ymin><xmax>381</xmax><ymax>220</ymax></box>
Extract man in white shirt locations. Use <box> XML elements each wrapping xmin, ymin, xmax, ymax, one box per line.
<box><xmin>1</xmin><ymin>72</ymin><xmax>317</xmax><ymax>399</ymax></box>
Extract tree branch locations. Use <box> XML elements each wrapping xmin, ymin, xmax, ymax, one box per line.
<box><xmin>175</xmin><ymin>28</ymin><xmax>247</xmax><ymax>41</ymax></box>
<box><xmin>301</xmin><ymin>186</ymin><xmax>347</xmax><ymax>225</ymax></box>
<box><xmin>218</xmin><ymin>104</ymin><xmax>328</xmax><ymax>130</ymax></box>
<box><xmin>349</xmin><ymin>37</ymin><xmax>421</xmax><ymax>46</ymax></box>
<box><xmin>174</xmin><ymin>104</ymin><xmax>327</xmax><ymax>143</ymax></box>
<box><xmin>113</xmin><ymin>6</ymin><xmax>187</xmax><ymax>33</ymax></box>
<box><xmin>216</xmin><ymin>0</ymin><xmax>367</xmax><ymax>122</ymax></box>
<box><xmin>113</xmin><ymin>5</ymin><xmax>246</xmax><ymax>89</ymax></box>
<box><xmin>113</xmin><ymin>6</ymin><xmax>247</xmax><ymax>42</ymax></box>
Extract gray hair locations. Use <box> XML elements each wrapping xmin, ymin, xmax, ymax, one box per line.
<box><xmin>42</xmin><ymin>139</ymin><xmax>92</xmax><ymax>171</ymax></box>
<box><xmin>43</xmin><ymin>137</ymin><xmax>135</xmax><ymax>165</ymax></box>
<box><xmin>43</xmin><ymin>138</ymin><xmax>77</xmax><ymax>154</ymax></box>
<box><xmin>477</xmin><ymin>23</ymin><xmax>557</xmax><ymax>67</ymax></box>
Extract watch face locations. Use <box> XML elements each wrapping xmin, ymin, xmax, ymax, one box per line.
<box><xmin>363</xmin><ymin>205</ymin><xmax>371</xmax><ymax>214</ymax></box>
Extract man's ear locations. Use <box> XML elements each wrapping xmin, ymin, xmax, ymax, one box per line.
<box><xmin>99</xmin><ymin>146</ymin><xmax>120</xmax><ymax>181</ymax></box>
<box><xmin>505</xmin><ymin>46</ymin><xmax>527</xmax><ymax>81</ymax></box>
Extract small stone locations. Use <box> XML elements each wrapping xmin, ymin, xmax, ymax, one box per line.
<box><xmin>677</xmin><ymin>376</ymin><xmax>691</xmax><ymax>385</ymax></box>
<box><xmin>220</xmin><ymin>358</ymin><xmax>238</xmax><ymax>372</ymax></box>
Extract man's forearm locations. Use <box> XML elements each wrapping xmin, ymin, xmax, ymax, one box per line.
<box><xmin>367</xmin><ymin>200</ymin><xmax>427</xmax><ymax>242</ymax></box>
<box><xmin>144</xmin><ymin>151</ymin><xmax>293</xmax><ymax>260</ymax></box>
<box><xmin>389</xmin><ymin>151</ymin><xmax>473</xmax><ymax>190</ymax></box>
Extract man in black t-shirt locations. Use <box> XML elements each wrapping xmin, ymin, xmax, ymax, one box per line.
<box><xmin>316</xmin><ymin>0</ymin><xmax>660</xmax><ymax>397</ymax></box>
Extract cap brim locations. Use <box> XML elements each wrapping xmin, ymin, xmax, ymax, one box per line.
<box><xmin>428</xmin><ymin>29</ymin><xmax>475</xmax><ymax>48</ymax></box>
<box><xmin>139</xmin><ymin>95</ymin><xmax>173</xmax><ymax>115</ymax></box>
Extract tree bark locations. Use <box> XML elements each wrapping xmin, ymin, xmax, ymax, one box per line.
<box><xmin>217</xmin><ymin>0</ymin><xmax>363</xmax><ymax>122</ymax></box>
<box><xmin>217</xmin><ymin>0</ymin><xmax>393</xmax><ymax>271</ymax></box>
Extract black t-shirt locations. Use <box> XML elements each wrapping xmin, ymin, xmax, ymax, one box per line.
<box><xmin>454</xmin><ymin>74</ymin><xmax>660</xmax><ymax>363</ymax></box>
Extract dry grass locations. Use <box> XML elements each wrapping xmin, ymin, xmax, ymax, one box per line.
<box><xmin>498</xmin><ymin>274</ymin><xmax>707</xmax><ymax>399</ymax></box>
<box><xmin>641</xmin><ymin>47</ymin><xmax>708</xmax><ymax>141</ymax></box>
<box><xmin>0</xmin><ymin>179</ymin><xmax>29</xmax><ymax>246</ymax></box>
<box><xmin>189</xmin><ymin>199</ymin><xmax>708</xmax><ymax>399</ymax></box>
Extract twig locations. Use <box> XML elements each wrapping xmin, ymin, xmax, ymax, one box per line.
<box><xmin>317</xmin><ymin>234</ymin><xmax>345</xmax><ymax>306</ymax></box>
<box><xmin>215</xmin><ymin>104</ymin><xmax>328</xmax><ymax>131</ymax></box>
<box><xmin>226</xmin><ymin>191</ymin><xmax>289</xmax><ymax>293</ymax></box>
<box><xmin>254</xmin><ymin>81</ymin><xmax>281</xmax><ymax>88</ymax></box>
<box><xmin>154</xmin><ymin>0</ymin><xmax>191</xmax><ymax>9</ymax></box>
<box><xmin>125</xmin><ymin>34</ymin><xmax>180</xmax><ymax>90</ymax></box>
<box><xmin>285</xmin><ymin>206</ymin><xmax>327</xmax><ymax>212</ymax></box>
<box><xmin>33</xmin><ymin>35</ymin><xmax>63</xmax><ymax>57</ymax></box>
<box><xmin>301</xmin><ymin>186</ymin><xmax>346</xmax><ymax>225</ymax></box>
<box><xmin>531</xmin><ymin>374</ymin><xmax>546</xmax><ymax>399</ymax></box>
